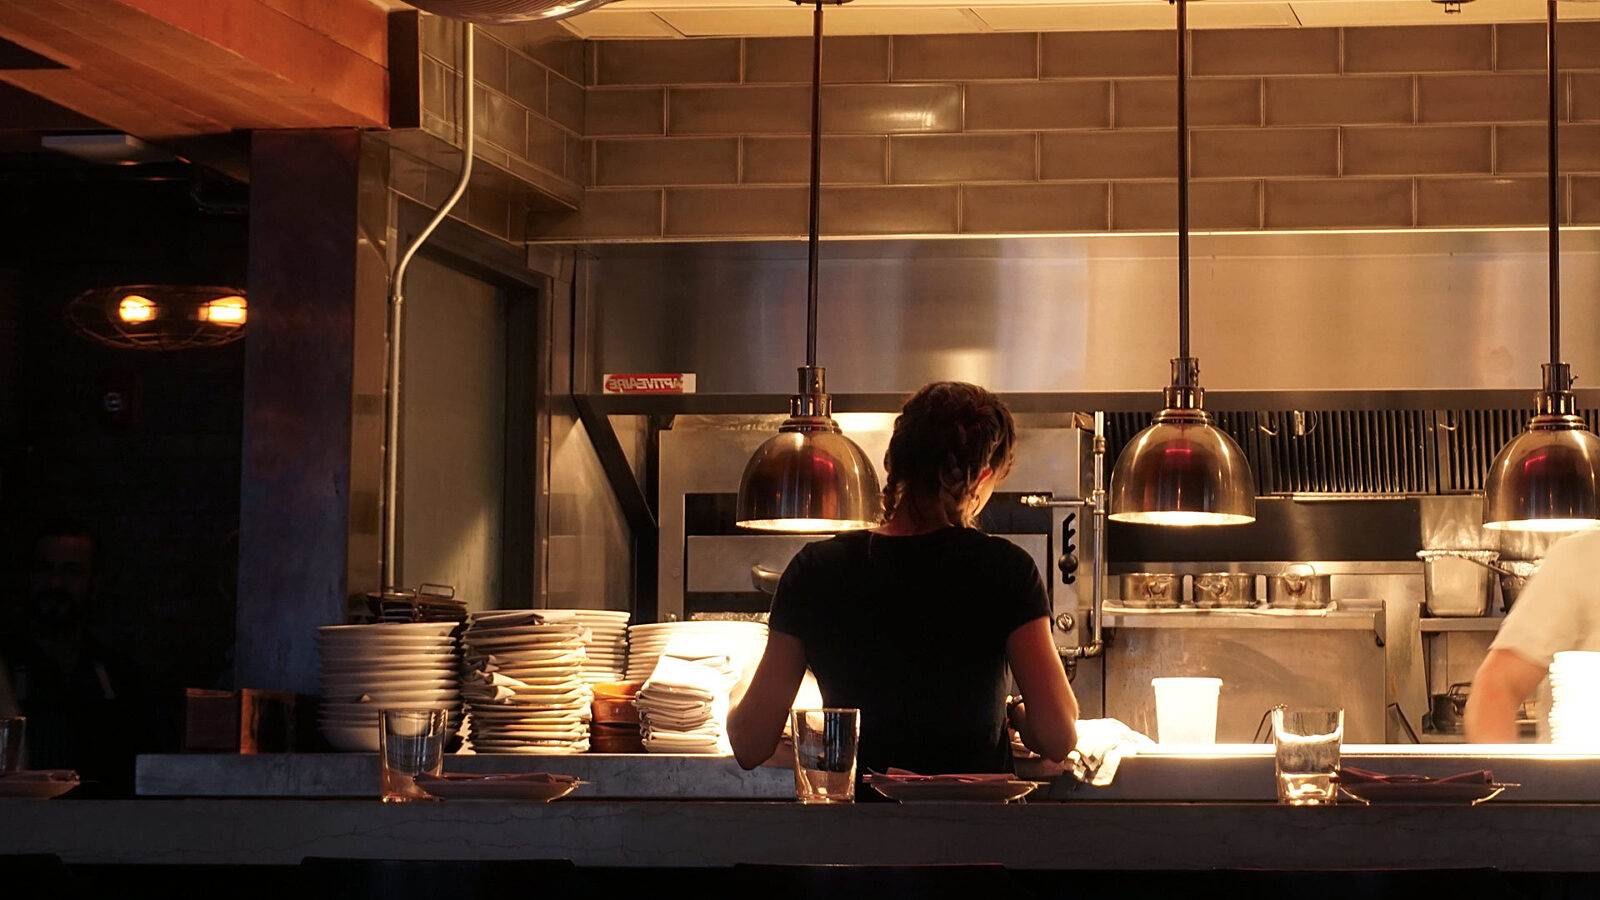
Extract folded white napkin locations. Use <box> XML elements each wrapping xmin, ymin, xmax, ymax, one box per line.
<box><xmin>1068</xmin><ymin>718</ymin><xmax>1154</xmax><ymax>787</ymax></box>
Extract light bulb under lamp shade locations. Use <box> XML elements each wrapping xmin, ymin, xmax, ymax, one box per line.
<box><xmin>735</xmin><ymin>423</ymin><xmax>880</xmax><ymax>533</ymax></box>
<box><xmin>1109</xmin><ymin>409</ymin><xmax>1256</xmax><ymax>526</ymax></box>
<box><xmin>1483</xmin><ymin>416</ymin><xmax>1600</xmax><ymax>531</ymax></box>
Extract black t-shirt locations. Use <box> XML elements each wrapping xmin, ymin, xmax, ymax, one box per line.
<box><xmin>768</xmin><ymin>526</ymin><xmax>1051</xmax><ymax>776</ymax></box>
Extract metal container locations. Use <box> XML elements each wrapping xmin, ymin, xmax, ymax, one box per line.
<box><xmin>1264</xmin><ymin>564</ymin><xmax>1331</xmax><ymax>609</ymax></box>
<box><xmin>1416</xmin><ymin>550</ymin><xmax>1497</xmax><ymax>617</ymax></box>
<box><xmin>1120</xmin><ymin>573</ymin><xmax>1179</xmax><ymax>609</ymax></box>
<box><xmin>1193</xmin><ymin>572</ymin><xmax>1255</xmax><ymax>609</ymax></box>
<box><xmin>1495</xmin><ymin>560</ymin><xmax>1542</xmax><ymax>611</ymax></box>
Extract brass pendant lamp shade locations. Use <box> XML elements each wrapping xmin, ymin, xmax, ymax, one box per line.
<box><xmin>1482</xmin><ymin>0</ymin><xmax>1600</xmax><ymax>532</ymax></box>
<box><xmin>734</xmin><ymin>0</ymin><xmax>880</xmax><ymax>534</ymax></box>
<box><xmin>1107</xmin><ymin>0</ymin><xmax>1255</xmax><ymax>527</ymax></box>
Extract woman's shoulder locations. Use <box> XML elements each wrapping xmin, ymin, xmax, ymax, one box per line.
<box><xmin>953</xmin><ymin>529</ymin><xmax>1040</xmax><ymax>570</ymax></box>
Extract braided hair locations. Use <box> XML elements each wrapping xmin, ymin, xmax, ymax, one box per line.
<box><xmin>880</xmin><ymin>382</ymin><xmax>1017</xmax><ymax>529</ymax></box>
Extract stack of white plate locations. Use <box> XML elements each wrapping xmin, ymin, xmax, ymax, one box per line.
<box><xmin>542</xmin><ymin>609</ymin><xmax>630</xmax><ymax>683</ymax></box>
<box><xmin>1550</xmin><ymin>650</ymin><xmax>1600</xmax><ymax>746</ymax></box>
<box><xmin>317</xmin><ymin>623</ymin><xmax>461</xmax><ymax>752</ymax></box>
<box><xmin>626</xmin><ymin>621</ymin><xmax>769</xmax><ymax>684</ymax></box>
<box><xmin>459</xmin><ymin>611</ymin><xmax>592</xmax><ymax>754</ymax></box>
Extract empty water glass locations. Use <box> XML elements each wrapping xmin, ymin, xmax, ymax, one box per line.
<box><xmin>1272</xmin><ymin>707</ymin><xmax>1343</xmax><ymax>806</ymax></box>
<box><xmin>379</xmin><ymin>708</ymin><xmax>448</xmax><ymax>803</ymax></box>
<box><xmin>0</xmin><ymin>717</ymin><xmax>23</xmax><ymax>773</ymax></box>
<box><xmin>791</xmin><ymin>708</ymin><xmax>859</xmax><ymax>803</ymax></box>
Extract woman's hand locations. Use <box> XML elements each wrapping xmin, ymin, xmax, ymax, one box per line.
<box><xmin>1005</xmin><ymin>618</ymin><xmax>1079</xmax><ymax>762</ymax></box>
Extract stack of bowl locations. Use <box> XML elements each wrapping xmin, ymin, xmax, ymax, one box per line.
<box><xmin>316</xmin><ymin>623</ymin><xmax>462</xmax><ymax>752</ymax></box>
<box><xmin>589</xmin><ymin>681</ymin><xmax>645</xmax><ymax>753</ymax></box>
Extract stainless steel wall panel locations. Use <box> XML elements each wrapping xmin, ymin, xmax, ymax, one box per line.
<box><xmin>578</xmin><ymin>231</ymin><xmax>1600</xmax><ymax>404</ymax></box>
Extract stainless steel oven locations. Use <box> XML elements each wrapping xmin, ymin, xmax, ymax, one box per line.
<box><xmin>655</xmin><ymin>417</ymin><xmax>1096</xmax><ymax>660</ymax></box>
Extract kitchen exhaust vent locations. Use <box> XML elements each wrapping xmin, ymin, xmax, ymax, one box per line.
<box><xmin>1112</xmin><ymin>407</ymin><xmax>1600</xmax><ymax>498</ymax></box>
<box><xmin>1442</xmin><ymin>408</ymin><xmax>1600</xmax><ymax>492</ymax></box>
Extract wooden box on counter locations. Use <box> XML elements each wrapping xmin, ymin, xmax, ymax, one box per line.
<box><xmin>183</xmin><ymin>688</ymin><xmax>316</xmax><ymax>753</ymax></box>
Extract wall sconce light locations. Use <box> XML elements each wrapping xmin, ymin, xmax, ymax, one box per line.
<box><xmin>66</xmin><ymin>285</ymin><xmax>248</xmax><ymax>350</ymax></box>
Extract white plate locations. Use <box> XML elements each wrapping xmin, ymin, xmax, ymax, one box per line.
<box><xmin>321</xmin><ymin>675</ymin><xmax>458</xmax><ymax>688</ymax></box>
<box><xmin>322</xmin><ymin>698</ymin><xmax>460</xmax><ymax>712</ymax></box>
<box><xmin>321</xmin><ymin>649</ymin><xmax>458</xmax><ymax>661</ymax></box>
<box><xmin>324</xmin><ymin>688</ymin><xmax>460</xmax><ymax>703</ymax></box>
<box><xmin>319</xmin><ymin>623</ymin><xmax>458</xmax><ymax>636</ymax></box>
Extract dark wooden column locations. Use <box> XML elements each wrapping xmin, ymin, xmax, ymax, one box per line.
<box><xmin>237</xmin><ymin>129</ymin><xmax>388</xmax><ymax>693</ymax></box>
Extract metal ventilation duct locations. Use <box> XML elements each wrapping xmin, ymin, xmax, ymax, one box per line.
<box><xmin>407</xmin><ymin>0</ymin><xmax>613</xmax><ymax>23</ymax></box>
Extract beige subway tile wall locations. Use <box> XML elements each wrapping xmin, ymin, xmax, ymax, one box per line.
<box><xmin>420</xmin><ymin>16</ymin><xmax>584</xmax><ymax>242</ymax></box>
<box><xmin>519</xmin><ymin>20</ymin><xmax>1600</xmax><ymax>241</ymax></box>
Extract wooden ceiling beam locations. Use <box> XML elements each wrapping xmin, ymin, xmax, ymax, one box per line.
<box><xmin>0</xmin><ymin>0</ymin><xmax>389</xmax><ymax>142</ymax></box>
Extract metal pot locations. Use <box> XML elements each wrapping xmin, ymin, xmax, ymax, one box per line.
<box><xmin>1193</xmin><ymin>572</ymin><xmax>1255</xmax><ymax>609</ymax></box>
<box><xmin>1427</xmin><ymin>682</ymin><xmax>1472</xmax><ymax>735</ymax></box>
<box><xmin>1416</xmin><ymin>549</ymin><xmax>1497</xmax><ymax>617</ymax></box>
<box><xmin>1265</xmin><ymin>563</ymin><xmax>1331</xmax><ymax>609</ymax></box>
<box><xmin>1120</xmin><ymin>573</ymin><xmax>1179</xmax><ymax>609</ymax></box>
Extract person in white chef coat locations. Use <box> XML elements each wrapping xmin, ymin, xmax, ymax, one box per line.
<box><xmin>1464</xmin><ymin>528</ymin><xmax>1600</xmax><ymax>742</ymax></box>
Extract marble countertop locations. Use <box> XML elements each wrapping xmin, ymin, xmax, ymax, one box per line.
<box><xmin>6</xmin><ymin>797</ymin><xmax>1600</xmax><ymax>870</ymax></box>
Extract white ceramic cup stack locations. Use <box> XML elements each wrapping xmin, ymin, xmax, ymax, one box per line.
<box><xmin>458</xmin><ymin>611</ymin><xmax>593</xmax><ymax>754</ymax></box>
<box><xmin>625</xmin><ymin>621</ymin><xmax>769</xmax><ymax>685</ymax></box>
<box><xmin>1550</xmin><ymin>651</ymin><xmax>1600</xmax><ymax>746</ymax></box>
<box><xmin>317</xmin><ymin>623</ymin><xmax>462</xmax><ymax>752</ymax></box>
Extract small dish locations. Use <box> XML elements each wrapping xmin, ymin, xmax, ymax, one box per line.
<box><xmin>0</xmin><ymin>770</ymin><xmax>81</xmax><ymax>799</ymax></box>
<box><xmin>865</xmin><ymin>774</ymin><xmax>1042</xmax><ymax>804</ymax></box>
<box><xmin>1334</xmin><ymin>767</ymin><xmax>1515</xmax><ymax>805</ymax></box>
<box><xmin>415</xmin><ymin>772</ymin><xmax>581</xmax><ymax>801</ymax></box>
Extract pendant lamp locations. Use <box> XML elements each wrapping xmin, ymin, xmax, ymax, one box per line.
<box><xmin>1108</xmin><ymin>0</ymin><xmax>1255</xmax><ymax>527</ymax></box>
<box><xmin>735</xmin><ymin>0</ymin><xmax>880</xmax><ymax>533</ymax></box>
<box><xmin>1482</xmin><ymin>0</ymin><xmax>1600</xmax><ymax>532</ymax></box>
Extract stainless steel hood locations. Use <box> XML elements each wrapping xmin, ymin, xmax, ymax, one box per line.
<box><xmin>570</xmin><ymin>229</ymin><xmax>1600</xmax><ymax>413</ymax></box>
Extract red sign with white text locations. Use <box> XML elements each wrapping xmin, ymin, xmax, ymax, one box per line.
<box><xmin>602</xmin><ymin>373</ymin><xmax>697</xmax><ymax>394</ymax></box>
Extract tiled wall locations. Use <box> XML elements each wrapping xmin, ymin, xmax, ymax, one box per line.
<box><xmin>528</xmin><ymin>22</ymin><xmax>1600</xmax><ymax>240</ymax></box>
<box><xmin>414</xmin><ymin>16</ymin><xmax>587</xmax><ymax>243</ymax></box>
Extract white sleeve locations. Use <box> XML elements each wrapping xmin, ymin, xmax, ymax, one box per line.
<box><xmin>1490</xmin><ymin>532</ymin><xmax>1600</xmax><ymax>669</ymax></box>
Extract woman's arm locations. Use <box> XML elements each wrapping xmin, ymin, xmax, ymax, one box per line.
<box><xmin>1005</xmin><ymin>617</ymin><xmax>1078</xmax><ymax>762</ymax></box>
<box><xmin>1464</xmin><ymin>648</ymin><xmax>1545</xmax><ymax>743</ymax></box>
<box><xmin>728</xmin><ymin>630</ymin><xmax>808</xmax><ymax>770</ymax></box>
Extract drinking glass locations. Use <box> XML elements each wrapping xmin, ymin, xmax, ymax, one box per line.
<box><xmin>0</xmin><ymin>717</ymin><xmax>23</xmax><ymax>773</ymax></box>
<box><xmin>379</xmin><ymin>709</ymin><xmax>448</xmax><ymax>803</ymax></box>
<box><xmin>1272</xmin><ymin>707</ymin><xmax>1343</xmax><ymax>806</ymax></box>
<box><xmin>790</xmin><ymin>708</ymin><xmax>859</xmax><ymax>803</ymax></box>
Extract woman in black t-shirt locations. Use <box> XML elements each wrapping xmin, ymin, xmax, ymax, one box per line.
<box><xmin>729</xmin><ymin>382</ymin><xmax>1079</xmax><ymax>774</ymax></box>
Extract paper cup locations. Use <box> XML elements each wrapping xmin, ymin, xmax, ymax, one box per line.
<box><xmin>1152</xmin><ymin>677</ymin><xmax>1222</xmax><ymax>744</ymax></box>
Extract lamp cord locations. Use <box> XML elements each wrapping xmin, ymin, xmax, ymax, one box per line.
<box><xmin>1547</xmin><ymin>0</ymin><xmax>1561</xmax><ymax>370</ymax></box>
<box><xmin>805</xmin><ymin>0</ymin><xmax>824</xmax><ymax>370</ymax></box>
<box><xmin>1176</xmin><ymin>0</ymin><xmax>1190</xmax><ymax>363</ymax></box>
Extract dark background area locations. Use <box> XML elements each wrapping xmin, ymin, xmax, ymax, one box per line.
<box><xmin>0</xmin><ymin>154</ymin><xmax>248</xmax><ymax>701</ymax></box>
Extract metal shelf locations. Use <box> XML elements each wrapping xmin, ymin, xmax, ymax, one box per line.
<box><xmin>1103</xmin><ymin>604</ymin><xmax>1384</xmax><ymax>642</ymax></box>
<box><xmin>1419</xmin><ymin>617</ymin><xmax>1504</xmax><ymax>633</ymax></box>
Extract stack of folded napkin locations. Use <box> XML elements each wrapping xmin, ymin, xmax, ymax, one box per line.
<box><xmin>636</xmin><ymin>651</ymin><xmax>739</xmax><ymax>755</ymax></box>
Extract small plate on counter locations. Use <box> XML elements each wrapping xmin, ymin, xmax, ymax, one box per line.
<box><xmin>416</xmin><ymin>772</ymin><xmax>582</xmax><ymax>802</ymax></box>
<box><xmin>0</xmin><ymin>770</ymin><xmax>80</xmax><ymax>799</ymax></box>
<box><xmin>864</xmin><ymin>772</ymin><xmax>1042</xmax><ymax>804</ymax></box>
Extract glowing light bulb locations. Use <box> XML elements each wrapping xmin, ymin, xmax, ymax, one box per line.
<box><xmin>117</xmin><ymin>295</ymin><xmax>156</xmax><ymax>323</ymax></box>
<box><xmin>200</xmin><ymin>295</ymin><xmax>247</xmax><ymax>327</ymax></box>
